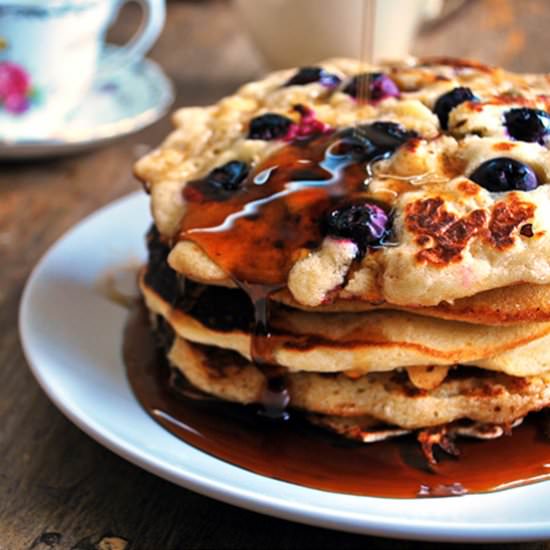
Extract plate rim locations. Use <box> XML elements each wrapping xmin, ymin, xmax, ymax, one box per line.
<box><xmin>18</xmin><ymin>191</ymin><xmax>550</xmax><ymax>542</ymax></box>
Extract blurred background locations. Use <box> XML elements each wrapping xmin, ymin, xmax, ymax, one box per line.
<box><xmin>4</xmin><ymin>1</ymin><xmax>550</xmax><ymax>548</ymax></box>
<box><xmin>150</xmin><ymin>0</ymin><xmax>541</xmax><ymax>106</ymax></box>
<box><xmin>0</xmin><ymin>0</ymin><xmax>544</xmax><ymax>154</ymax></box>
<box><xmin>116</xmin><ymin>0</ymin><xmax>543</xmax><ymax>110</ymax></box>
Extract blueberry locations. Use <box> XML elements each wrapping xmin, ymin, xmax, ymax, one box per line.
<box><xmin>324</xmin><ymin>202</ymin><xmax>389</xmax><ymax>252</ymax></box>
<box><xmin>343</xmin><ymin>73</ymin><xmax>400</xmax><ymax>102</ymax></box>
<box><xmin>248</xmin><ymin>113</ymin><xmax>293</xmax><ymax>140</ymax></box>
<box><xmin>504</xmin><ymin>108</ymin><xmax>550</xmax><ymax>143</ymax></box>
<box><xmin>433</xmin><ymin>87</ymin><xmax>476</xmax><ymax>130</ymax></box>
<box><xmin>206</xmin><ymin>161</ymin><xmax>249</xmax><ymax>191</ymax></box>
<box><xmin>469</xmin><ymin>157</ymin><xmax>538</xmax><ymax>192</ymax></box>
<box><xmin>332</xmin><ymin>122</ymin><xmax>417</xmax><ymax>161</ymax></box>
<box><xmin>284</xmin><ymin>66</ymin><xmax>341</xmax><ymax>88</ymax></box>
<box><xmin>360</xmin><ymin>121</ymin><xmax>417</xmax><ymax>150</ymax></box>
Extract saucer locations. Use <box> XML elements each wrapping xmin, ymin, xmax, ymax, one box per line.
<box><xmin>0</xmin><ymin>47</ymin><xmax>174</xmax><ymax>160</ymax></box>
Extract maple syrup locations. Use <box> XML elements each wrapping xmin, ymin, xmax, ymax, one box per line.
<box><xmin>124</xmin><ymin>302</ymin><xmax>550</xmax><ymax>498</ymax></box>
<box><xmin>179</xmin><ymin>125</ymin><xmax>417</xmax><ymax>412</ymax></box>
<box><xmin>357</xmin><ymin>0</ymin><xmax>376</xmax><ymax>102</ymax></box>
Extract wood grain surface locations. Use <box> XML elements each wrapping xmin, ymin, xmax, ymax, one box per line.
<box><xmin>2</xmin><ymin>1</ymin><xmax>550</xmax><ymax>548</ymax></box>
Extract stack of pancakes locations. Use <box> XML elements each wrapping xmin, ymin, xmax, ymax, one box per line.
<box><xmin>135</xmin><ymin>57</ymin><xmax>550</xmax><ymax>459</ymax></box>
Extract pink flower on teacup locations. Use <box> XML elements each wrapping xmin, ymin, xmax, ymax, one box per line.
<box><xmin>0</xmin><ymin>61</ymin><xmax>32</xmax><ymax>114</ymax></box>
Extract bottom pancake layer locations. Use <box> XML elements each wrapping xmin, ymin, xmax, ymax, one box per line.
<box><xmin>160</xmin><ymin>314</ymin><xmax>550</xmax><ymax>431</ymax></box>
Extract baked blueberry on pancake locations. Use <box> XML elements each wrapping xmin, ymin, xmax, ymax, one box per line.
<box><xmin>134</xmin><ymin>57</ymin><xmax>550</xmax><ymax>463</ymax></box>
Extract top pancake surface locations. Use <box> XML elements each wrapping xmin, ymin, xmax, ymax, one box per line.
<box><xmin>135</xmin><ymin>57</ymin><xmax>550</xmax><ymax>307</ymax></box>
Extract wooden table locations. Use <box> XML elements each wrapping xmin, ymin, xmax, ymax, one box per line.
<box><xmin>3</xmin><ymin>1</ymin><xmax>550</xmax><ymax>548</ymax></box>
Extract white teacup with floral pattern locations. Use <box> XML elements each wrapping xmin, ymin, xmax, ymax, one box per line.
<box><xmin>0</xmin><ymin>0</ymin><xmax>165</xmax><ymax>139</ymax></box>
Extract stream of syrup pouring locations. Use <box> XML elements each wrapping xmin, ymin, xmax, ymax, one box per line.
<box><xmin>357</xmin><ymin>0</ymin><xmax>376</xmax><ymax>103</ymax></box>
<box><xmin>126</xmin><ymin>0</ymin><xmax>550</xmax><ymax>497</ymax></box>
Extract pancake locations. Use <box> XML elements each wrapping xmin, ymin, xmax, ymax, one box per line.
<box><xmin>135</xmin><ymin>57</ymin><xmax>550</xmax><ymax>309</ymax></box>
<box><xmin>135</xmin><ymin>56</ymin><xmax>550</xmax><ymax>455</ymax></box>
<box><xmin>140</xmin><ymin>270</ymin><xmax>550</xmax><ymax>376</ymax></box>
<box><xmin>272</xmin><ymin>283</ymin><xmax>550</xmax><ymax>326</ymax></box>
<box><xmin>146</xmin><ymin>219</ymin><xmax>550</xmax><ymax>325</ymax></box>
<box><xmin>166</xmin><ymin>332</ymin><xmax>550</xmax><ymax>431</ymax></box>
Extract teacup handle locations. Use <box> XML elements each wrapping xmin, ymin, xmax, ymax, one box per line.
<box><xmin>100</xmin><ymin>0</ymin><xmax>166</xmax><ymax>73</ymax></box>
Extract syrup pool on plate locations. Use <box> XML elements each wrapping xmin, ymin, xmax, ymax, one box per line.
<box><xmin>124</xmin><ymin>302</ymin><xmax>550</xmax><ymax>498</ymax></box>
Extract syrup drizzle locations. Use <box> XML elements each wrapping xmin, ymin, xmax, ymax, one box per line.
<box><xmin>180</xmin><ymin>127</ymin><xmax>414</xmax><ymax>288</ymax></box>
<box><xmin>179</xmin><ymin>126</ymin><xmax>412</xmax><ymax>416</ymax></box>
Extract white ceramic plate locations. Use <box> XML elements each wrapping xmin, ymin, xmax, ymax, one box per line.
<box><xmin>19</xmin><ymin>192</ymin><xmax>550</xmax><ymax>542</ymax></box>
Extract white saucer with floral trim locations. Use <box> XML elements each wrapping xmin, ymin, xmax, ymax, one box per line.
<box><xmin>0</xmin><ymin>47</ymin><xmax>174</xmax><ymax>159</ymax></box>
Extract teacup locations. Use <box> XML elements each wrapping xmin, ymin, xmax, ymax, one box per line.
<box><xmin>0</xmin><ymin>0</ymin><xmax>165</xmax><ymax>138</ymax></box>
<box><xmin>235</xmin><ymin>0</ymin><xmax>444</xmax><ymax>69</ymax></box>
